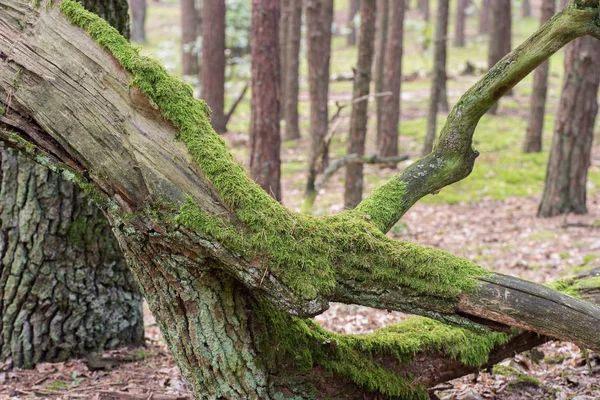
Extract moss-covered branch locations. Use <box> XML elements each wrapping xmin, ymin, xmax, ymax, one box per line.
<box><xmin>356</xmin><ymin>0</ymin><xmax>600</xmax><ymax>233</ymax></box>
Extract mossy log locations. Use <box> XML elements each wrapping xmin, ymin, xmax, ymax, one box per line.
<box><xmin>1</xmin><ymin>1</ymin><xmax>600</xmax><ymax>398</ymax></box>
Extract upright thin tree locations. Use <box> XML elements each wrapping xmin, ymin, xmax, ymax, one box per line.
<box><xmin>249</xmin><ymin>0</ymin><xmax>282</xmax><ymax>200</ymax></box>
<box><xmin>377</xmin><ymin>0</ymin><xmax>405</xmax><ymax>158</ymax></box>
<box><xmin>283</xmin><ymin>1</ymin><xmax>303</xmax><ymax>140</ymax></box>
<box><xmin>454</xmin><ymin>0</ymin><xmax>467</xmax><ymax>47</ymax></box>
<box><xmin>181</xmin><ymin>0</ymin><xmax>199</xmax><ymax>77</ymax></box>
<box><xmin>488</xmin><ymin>0</ymin><xmax>511</xmax><ymax>114</ymax></box>
<box><xmin>524</xmin><ymin>0</ymin><xmax>556</xmax><ymax>153</ymax></box>
<box><xmin>423</xmin><ymin>0</ymin><xmax>449</xmax><ymax>155</ymax></box>
<box><xmin>129</xmin><ymin>0</ymin><xmax>146</xmax><ymax>42</ymax></box>
<box><xmin>374</xmin><ymin>0</ymin><xmax>389</xmax><ymax>140</ymax></box>
<box><xmin>538</xmin><ymin>36</ymin><xmax>600</xmax><ymax>217</ymax></box>
<box><xmin>479</xmin><ymin>0</ymin><xmax>490</xmax><ymax>35</ymax></box>
<box><xmin>200</xmin><ymin>0</ymin><xmax>226</xmax><ymax>133</ymax></box>
<box><xmin>305</xmin><ymin>0</ymin><xmax>334</xmax><ymax>205</ymax></box>
<box><xmin>344</xmin><ymin>0</ymin><xmax>377</xmax><ymax>209</ymax></box>
<box><xmin>347</xmin><ymin>0</ymin><xmax>360</xmax><ymax>46</ymax></box>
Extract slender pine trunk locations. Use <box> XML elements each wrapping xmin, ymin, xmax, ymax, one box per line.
<box><xmin>487</xmin><ymin>0</ymin><xmax>511</xmax><ymax>114</ymax></box>
<box><xmin>283</xmin><ymin>1</ymin><xmax>303</xmax><ymax>140</ymax></box>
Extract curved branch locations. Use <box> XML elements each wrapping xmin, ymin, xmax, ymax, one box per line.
<box><xmin>356</xmin><ymin>1</ymin><xmax>600</xmax><ymax>233</ymax></box>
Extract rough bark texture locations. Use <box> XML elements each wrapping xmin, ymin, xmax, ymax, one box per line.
<box><xmin>538</xmin><ymin>35</ymin><xmax>600</xmax><ymax>217</ymax></box>
<box><xmin>488</xmin><ymin>0</ymin><xmax>512</xmax><ymax>114</ymax></box>
<box><xmin>423</xmin><ymin>0</ymin><xmax>449</xmax><ymax>155</ymax></box>
<box><xmin>479</xmin><ymin>0</ymin><xmax>490</xmax><ymax>35</ymax></box>
<box><xmin>181</xmin><ymin>0</ymin><xmax>199</xmax><ymax>77</ymax></box>
<box><xmin>374</xmin><ymin>0</ymin><xmax>389</xmax><ymax>141</ymax></box>
<box><xmin>129</xmin><ymin>0</ymin><xmax>146</xmax><ymax>43</ymax></box>
<box><xmin>3</xmin><ymin>1</ymin><xmax>600</xmax><ymax>398</ymax></box>
<box><xmin>305</xmin><ymin>0</ymin><xmax>334</xmax><ymax>204</ymax></box>
<box><xmin>200</xmin><ymin>0</ymin><xmax>226</xmax><ymax>133</ymax></box>
<box><xmin>524</xmin><ymin>0</ymin><xmax>556</xmax><ymax>153</ymax></box>
<box><xmin>249</xmin><ymin>0</ymin><xmax>282</xmax><ymax>201</ymax></box>
<box><xmin>454</xmin><ymin>0</ymin><xmax>467</xmax><ymax>47</ymax></box>
<box><xmin>377</xmin><ymin>0</ymin><xmax>405</xmax><ymax>158</ymax></box>
<box><xmin>344</xmin><ymin>0</ymin><xmax>377</xmax><ymax>209</ymax></box>
<box><xmin>81</xmin><ymin>0</ymin><xmax>129</xmax><ymax>39</ymax></box>
<box><xmin>283</xmin><ymin>0</ymin><xmax>302</xmax><ymax>140</ymax></box>
<box><xmin>346</xmin><ymin>0</ymin><xmax>360</xmax><ymax>46</ymax></box>
<box><xmin>0</xmin><ymin>144</ymin><xmax>144</xmax><ymax>369</ymax></box>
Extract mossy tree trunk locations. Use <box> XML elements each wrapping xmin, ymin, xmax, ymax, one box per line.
<box><xmin>3</xmin><ymin>1</ymin><xmax>600</xmax><ymax>398</ymax></box>
<box><xmin>344</xmin><ymin>0</ymin><xmax>377</xmax><ymax>209</ymax></box>
<box><xmin>523</xmin><ymin>0</ymin><xmax>556</xmax><ymax>153</ymax></box>
<box><xmin>0</xmin><ymin>0</ymin><xmax>143</xmax><ymax>369</ymax></box>
<box><xmin>423</xmin><ymin>0</ymin><xmax>449</xmax><ymax>156</ymax></box>
<box><xmin>538</xmin><ymin>35</ymin><xmax>600</xmax><ymax>217</ymax></box>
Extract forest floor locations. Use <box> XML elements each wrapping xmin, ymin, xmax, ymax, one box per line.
<box><xmin>3</xmin><ymin>0</ymin><xmax>600</xmax><ymax>399</ymax></box>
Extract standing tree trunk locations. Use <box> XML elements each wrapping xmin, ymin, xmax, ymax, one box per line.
<box><xmin>538</xmin><ymin>36</ymin><xmax>600</xmax><ymax>217</ymax></box>
<box><xmin>454</xmin><ymin>0</ymin><xmax>467</xmax><ymax>47</ymax></box>
<box><xmin>344</xmin><ymin>0</ymin><xmax>377</xmax><ymax>209</ymax></box>
<box><xmin>0</xmin><ymin>0</ymin><xmax>143</xmax><ymax>369</ymax></box>
<box><xmin>181</xmin><ymin>0</ymin><xmax>199</xmax><ymax>77</ymax></box>
<box><xmin>479</xmin><ymin>0</ymin><xmax>490</xmax><ymax>35</ymax></box>
<box><xmin>347</xmin><ymin>0</ymin><xmax>360</xmax><ymax>46</ymax></box>
<box><xmin>423</xmin><ymin>0</ymin><xmax>449</xmax><ymax>155</ymax></box>
<box><xmin>129</xmin><ymin>0</ymin><xmax>146</xmax><ymax>43</ymax></box>
<box><xmin>377</xmin><ymin>0</ymin><xmax>405</xmax><ymax>158</ymax></box>
<box><xmin>522</xmin><ymin>0</ymin><xmax>532</xmax><ymax>17</ymax></box>
<box><xmin>6</xmin><ymin>1</ymin><xmax>600</xmax><ymax>398</ymax></box>
<box><xmin>305</xmin><ymin>0</ymin><xmax>334</xmax><ymax>207</ymax></box>
<box><xmin>200</xmin><ymin>0</ymin><xmax>226</xmax><ymax>133</ymax></box>
<box><xmin>420</xmin><ymin>0</ymin><xmax>429</xmax><ymax>20</ymax></box>
<box><xmin>249</xmin><ymin>0</ymin><xmax>282</xmax><ymax>201</ymax></box>
<box><xmin>374</xmin><ymin>0</ymin><xmax>389</xmax><ymax>141</ymax></box>
<box><xmin>488</xmin><ymin>0</ymin><xmax>511</xmax><ymax>114</ymax></box>
<box><xmin>0</xmin><ymin>145</ymin><xmax>144</xmax><ymax>369</ymax></box>
<box><xmin>280</xmin><ymin>0</ymin><xmax>290</xmax><ymax>112</ymax></box>
<box><xmin>283</xmin><ymin>1</ymin><xmax>302</xmax><ymax>140</ymax></box>
<box><xmin>523</xmin><ymin>0</ymin><xmax>556</xmax><ymax>153</ymax></box>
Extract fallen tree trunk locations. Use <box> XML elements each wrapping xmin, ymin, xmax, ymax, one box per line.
<box><xmin>1</xmin><ymin>1</ymin><xmax>600</xmax><ymax>398</ymax></box>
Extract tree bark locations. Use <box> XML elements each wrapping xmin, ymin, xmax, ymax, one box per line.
<box><xmin>488</xmin><ymin>0</ymin><xmax>512</xmax><ymax>114</ymax></box>
<box><xmin>522</xmin><ymin>0</ymin><xmax>532</xmax><ymax>17</ymax></box>
<box><xmin>347</xmin><ymin>0</ymin><xmax>360</xmax><ymax>46</ymax></box>
<box><xmin>479</xmin><ymin>0</ymin><xmax>490</xmax><ymax>35</ymax></box>
<box><xmin>283</xmin><ymin>1</ymin><xmax>302</xmax><ymax>140</ymax></box>
<box><xmin>377</xmin><ymin>0</ymin><xmax>405</xmax><ymax>158</ymax></box>
<box><xmin>420</xmin><ymin>0</ymin><xmax>430</xmax><ymax>20</ymax></box>
<box><xmin>181</xmin><ymin>0</ymin><xmax>199</xmax><ymax>77</ymax></box>
<box><xmin>4</xmin><ymin>1</ymin><xmax>600</xmax><ymax>398</ymax></box>
<box><xmin>305</xmin><ymin>0</ymin><xmax>334</xmax><ymax>206</ymax></box>
<box><xmin>0</xmin><ymin>0</ymin><xmax>142</xmax><ymax>370</ymax></box>
<box><xmin>423</xmin><ymin>0</ymin><xmax>449</xmax><ymax>155</ymax></box>
<box><xmin>129</xmin><ymin>0</ymin><xmax>146</xmax><ymax>43</ymax></box>
<box><xmin>0</xmin><ymin>144</ymin><xmax>144</xmax><ymax>369</ymax></box>
<box><xmin>200</xmin><ymin>0</ymin><xmax>226</xmax><ymax>133</ymax></box>
<box><xmin>249</xmin><ymin>0</ymin><xmax>282</xmax><ymax>201</ymax></box>
<box><xmin>538</xmin><ymin>35</ymin><xmax>600</xmax><ymax>217</ymax></box>
<box><xmin>454</xmin><ymin>0</ymin><xmax>467</xmax><ymax>47</ymax></box>
<box><xmin>344</xmin><ymin>0</ymin><xmax>377</xmax><ymax>209</ymax></box>
<box><xmin>374</xmin><ymin>0</ymin><xmax>389</xmax><ymax>143</ymax></box>
<box><xmin>524</xmin><ymin>0</ymin><xmax>556</xmax><ymax>153</ymax></box>
<box><xmin>280</xmin><ymin>0</ymin><xmax>290</xmax><ymax>112</ymax></box>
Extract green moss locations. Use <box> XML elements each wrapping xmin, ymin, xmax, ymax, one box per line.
<box><xmin>257</xmin><ymin>299</ymin><xmax>511</xmax><ymax>399</ymax></box>
<box><xmin>355</xmin><ymin>179</ymin><xmax>408</xmax><ymax>232</ymax></box>
<box><xmin>0</xmin><ymin>104</ymin><xmax>4</xmax><ymax>115</ymax></box>
<box><xmin>61</xmin><ymin>0</ymin><xmax>489</xmax><ymax>302</ymax></box>
<box><xmin>66</xmin><ymin>216</ymin><xmax>88</xmax><ymax>248</ymax></box>
<box><xmin>492</xmin><ymin>364</ymin><xmax>520</xmax><ymax>377</ymax></box>
<box><xmin>506</xmin><ymin>374</ymin><xmax>541</xmax><ymax>391</ymax></box>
